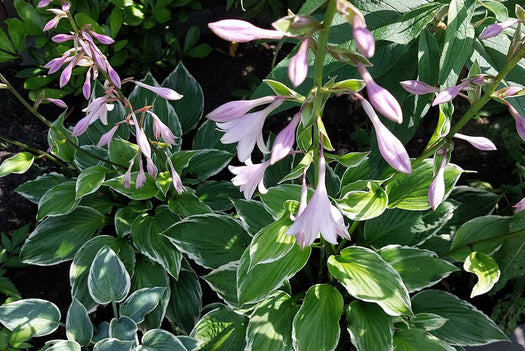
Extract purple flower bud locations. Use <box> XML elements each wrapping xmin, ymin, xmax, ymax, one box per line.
<box><xmin>72</xmin><ymin>115</ymin><xmax>92</xmax><ymax>137</ymax></box>
<box><xmin>59</xmin><ymin>54</ymin><xmax>80</xmax><ymax>88</ymax></box>
<box><xmin>229</xmin><ymin>159</ymin><xmax>271</xmax><ymax>199</ymax></box>
<box><xmin>52</xmin><ymin>34</ymin><xmax>74</xmax><ymax>43</ymax></box>
<box><xmin>133</xmin><ymin>81</ymin><xmax>183</xmax><ymax>101</ymax></box>
<box><xmin>271</xmin><ymin>112</ymin><xmax>300</xmax><ymax>164</ymax></box>
<box><xmin>508</xmin><ymin>103</ymin><xmax>525</xmax><ymax>141</ymax></box>
<box><xmin>428</xmin><ymin>154</ymin><xmax>447</xmax><ymax>210</ymax></box>
<box><xmin>97</xmin><ymin>124</ymin><xmax>120</xmax><ymax>147</ymax></box>
<box><xmin>166</xmin><ymin>155</ymin><xmax>184</xmax><ymax>195</ymax></box>
<box><xmin>136</xmin><ymin>159</ymin><xmax>146</xmax><ymax>189</ymax></box>
<box><xmin>45</xmin><ymin>51</ymin><xmax>72</xmax><ymax>74</ymax></box>
<box><xmin>123</xmin><ymin>159</ymin><xmax>135</xmax><ymax>189</ymax></box>
<box><xmin>453</xmin><ymin>133</ymin><xmax>497</xmax><ymax>151</ymax></box>
<box><xmin>357</xmin><ymin>63</ymin><xmax>403</xmax><ymax>124</ymax></box>
<box><xmin>146</xmin><ymin>158</ymin><xmax>158</xmax><ymax>178</ymax></box>
<box><xmin>353</xmin><ymin>15</ymin><xmax>375</xmax><ymax>58</ymax></box>
<box><xmin>208</xmin><ymin>19</ymin><xmax>284</xmax><ymax>43</ymax></box>
<box><xmin>37</xmin><ymin>0</ymin><xmax>52</xmax><ymax>8</ymax></box>
<box><xmin>294</xmin><ymin>169</ymin><xmax>309</xmax><ymax>219</ymax></box>
<box><xmin>400</xmin><ymin>80</ymin><xmax>439</xmax><ymax>95</ymax></box>
<box><xmin>503</xmin><ymin>86</ymin><xmax>523</xmax><ymax>97</ymax></box>
<box><xmin>479</xmin><ymin>20</ymin><xmax>518</xmax><ymax>40</ymax></box>
<box><xmin>360</xmin><ymin>96</ymin><xmax>411</xmax><ymax>174</ymax></box>
<box><xmin>131</xmin><ymin>113</ymin><xmax>151</xmax><ymax>159</ymax></box>
<box><xmin>148</xmin><ymin>111</ymin><xmax>176</xmax><ymax>145</ymax></box>
<box><xmin>288</xmin><ymin>39</ymin><xmax>309</xmax><ymax>87</ymax></box>
<box><xmin>514</xmin><ymin>197</ymin><xmax>525</xmax><ymax>213</ymax></box>
<box><xmin>43</xmin><ymin>9</ymin><xmax>67</xmax><ymax>31</ymax></box>
<box><xmin>44</xmin><ymin>98</ymin><xmax>67</xmax><ymax>108</ymax></box>
<box><xmin>432</xmin><ymin>81</ymin><xmax>470</xmax><ymax>106</ymax></box>
<box><xmin>106</xmin><ymin>61</ymin><xmax>121</xmax><ymax>88</ymax></box>
<box><xmin>207</xmin><ymin>96</ymin><xmax>279</xmax><ymax>122</ymax></box>
<box><xmin>83</xmin><ymin>67</ymin><xmax>92</xmax><ymax>100</ymax></box>
<box><xmin>88</xmin><ymin>30</ymin><xmax>115</xmax><ymax>45</ymax></box>
<box><xmin>62</xmin><ymin>2</ymin><xmax>70</xmax><ymax>12</ymax></box>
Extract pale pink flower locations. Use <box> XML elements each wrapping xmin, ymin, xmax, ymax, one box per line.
<box><xmin>353</xmin><ymin>14</ymin><xmax>375</xmax><ymax>58</ymax></box>
<box><xmin>207</xmin><ymin>96</ymin><xmax>279</xmax><ymax>122</ymax></box>
<box><xmin>229</xmin><ymin>160</ymin><xmax>271</xmax><ymax>199</ymax></box>
<box><xmin>166</xmin><ymin>155</ymin><xmax>184</xmax><ymax>195</ymax></box>
<box><xmin>136</xmin><ymin>159</ymin><xmax>146</xmax><ymax>189</ymax></box>
<box><xmin>514</xmin><ymin>197</ymin><xmax>525</xmax><ymax>213</ymax></box>
<box><xmin>432</xmin><ymin>81</ymin><xmax>470</xmax><ymax>106</ymax></box>
<box><xmin>479</xmin><ymin>20</ymin><xmax>519</xmax><ymax>39</ymax></box>
<box><xmin>502</xmin><ymin>86</ymin><xmax>523</xmax><ymax>97</ymax></box>
<box><xmin>37</xmin><ymin>0</ymin><xmax>52</xmax><ymax>7</ymax></box>
<box><xmin>288</xmin><ymin>39</ymin><xmax>309</xmax><ymax>87</ymax></box>
<box><xmin>357</xmin><ymin>63</ymin><xmax>403</xmax><ymax>124</ymax></box>
<box><xmin>294</xmin><ymin>169</ymin><xmax>309</xmax><ymax>219</ymax></box>
<box><xmin>97</xmin><ymin>124</ymin><xmax>120</xmax><ymax>147</ymax></box>
<box><xmin>132</xmin><ymin>114</ymin><xmax>151</xmax><ymax>159</ymax></box>
<box><xmin>72</xmin><ymin>95</ymin><xmax>115</xmax><ymax>136</ymax></box>
<box><xmin>44</xmin><ymin>98</ymin><xmax>67</xmax><ymax>108</ymax></box>
<box><xmin>359</xmin><ymin>96</ymin><xmax>411</xmax><ymax>174</ymax></box>
<box><xmin>123</xmin><ymin>158</ymin><xmax>135</xmax><ymax>189</ymax></box>
<box><xmin>146</xmin><ymin>158</ymin><xmax>158</xmax><ymax>178</ymax></box>
<box><xmin>217</xmin><ymin>100</ymin><xmax>283</xmax><ymax>162</ymax></box>
<box><xmin>208</xmin><ymin>19</ymin><xmax>284</xmax><ymax>43</ymax></box>
<box><xmin>506</xmin><ymin>102</ymin><xmax>525</xmax><ymax>141</ymax></box>
<box><xmin>400</xmin><ymin>80</ymin><xmax>439</xmax><ymax>95</ymax></box>
<box><xmin>43</xmin><ymin>9</ymin><xmax>67</xmax><ymax>31</ymax></box>
<box><xmin>51</xmin><ymin>34</ymin><xmax>74</xmax><ymax>43</ymax></box>
<box><xmin>147</xmin><ymin>111</ymin><xmax>176</xmax><ymax>145</ymax></box>
<box><xmin>428</xmin><ymin>153</ymin><xmax>447</xmax><ymax>210</ymax></box>
<box><xmin>285</xmin><ymin>154</ymin><xmax>349</xmax><ymax>248</ymax></box>
<box><xmin>132</xmin><ymin>81</ymin><xmax>182</xmax><ymax>100</ymax></box>
<box><xmin>271</xmin><ymin>112</ymin><xmax>300</xmax><ymax>164</ymax></box>
<box><xmin>88</xmin><ymin>30</ymin><xmax>114</xmax><ymax>45</ymax></box>
<box><xmin>453</xmin><ymin>133</ymin><xmax>497</xmax><ymax>151</ymax></box>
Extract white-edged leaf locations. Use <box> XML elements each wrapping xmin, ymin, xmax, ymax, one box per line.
<box><xmin>88</xmin><ymin>246</ymin><xmax>131</xmax><ymax>304</ymax></box>
<box><xmin>120</xmin><ymin>287</ymin><xmax>166</xmax><ymax>324</ymax></box>
<box><xmin>0</xmin><ymin>299</ymin><xmax>60</xmax><ymax>338</ymax></box>
<box><xmin>137</xmin><ymin>329</ymin><xmax>187</xmax><ymax>351</ymax></box>
<box><xmin>346</xmin><ymin>301</ymin><xmax>393</xmax><ymax>351</ymax></box>
<box><xmin>76</xmin><ymin>166</ymin><xmax>107</xmax><ymax>199</ymax></box>
<box><xmin>464</xmin><ymin>252</ymin><xmax>500</xmax><ymax>298</ymax></box>
<box><xmin>66</xmin><ymin>298</ymin><xmax>93</xmax><ymax>346</ymax></box>
<box><xmin>0</xmin><ymin>152</ymin><xmax>34</xmax><ymax>177</ymax></box>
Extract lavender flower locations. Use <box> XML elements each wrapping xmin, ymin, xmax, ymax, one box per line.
<box><xmin>208</xmin><ymin>19</ymin><xmax>284</xmax><ymax>43</ymax></box>
<box><xmin>271</xmin><ymin>112</ymin><xmax>300</xmax><ymax>164</ymax></box>
<box><xmin>479</xmin><ymin>20</ymin><xmax>519</xmax><ymax>40</ymax></box>
<box><xmin>432</xmin><ymin>81</ymin><xmax>470</xmax><ymax>106</ymax></box>
<box><xmin>88</xmin><ymin>30</ymin><xmax>115</xmax><ymax>45</ymax></box>
<box><xmin>400</xmin><ymin>80</ymin><xmax>439</xmax><ymax>95</ymax></box>
<box><xmin>352</xmin><ymin>14</ymin><xmax>375</xmax><ymax>58</ymax></box>
<box><xmin>428</xmin><ymin>153</ymin><xmax>447</xmax><ymax>210</ymax></box>
<box><xmin>357</xmin><ymin>63</ymin><xmax>403</xmax><ymax>124</ymax></box>
<box><xmin>166</xmin><ymin>155</ymin><xmax>184</xmax><ymax>195</ymax></box>
<box><xmin>146</xmin><ymin>158</ymin><xmax>158</xmax><ymax>178</ymax></box>
<box><xmin>217</xmin><ymin>100</ymin><xmax>283</xmax><ymax>162</ymax></box>
<box><xmin>123</xmin><ymin>158</ymin><xmax>135</xmax><ymax>189</ymax></box>
<box><xmin>229</xmin><ymin>160</ymin><xmax>271</xmax><ymax>199</ymax></box>
<box><xmin>136</xmin><ymin>159</ymin><xmax>146</xmax><ymax>189</ymax></box>
<box><xmin>132</xmin><ymin>113</ymin><xmax>151</xmax><ymax>159</ymax></box>
<box><xmin>44</xmin><ymin>98</ymin><xmax>67</xmax><ymax>108</ymax></box>
<box><xmin>43</xmin><ymin>9</ymin><xmax>67</xmax><ymax>31</ymax></box>
<box><xmin>97</xmin><ymin>124</ymin><xmax>120</xmax><ymax>147</ymax></box>
<box><xmin>453</xmin><ymin>133</ymin><xmax>497</xmax><ymax>151</ymax></box>
<box><xmin>285</xmin><ymin>154</ymin><xmax>349</xmax><ymax>248</ymax></box>
<box><xmin>288</xmin><ymin>39</ymin><xmax>309</xmax><ymax>87</ymax></box>
<box><xmin>514</xmin><ymin>197</ymin><xmax>525</xmax><ymax>213</ymax></box>
<box><xmin>507</xmin><ymin>103</ymin><xmax>525</xmax><ymax>141</ymax></box>
<box><xmin>207</xmin><ymin>96</ymin><xmax>279</xmax><ymax>122</ymax></box>
<box><xmin>132</xmin><ymin>81</ymin><xmax>182</xmax><ymax>100</ymax></box>
<box><xmin>147</xmin><ymin>111</ymin><xmax>176</xmax><ymax>145</ymax></box>
<box><xmin>360</xmin><ymin>96</ymin><xmax>411</xmax><ymax>174</ymax></box>
<box><xmin>83</xmin><ymin>67</ymin><xmax>92</xmax><ymax>99</ymax></box>
<box><xmin>37</xmin><ymin>0</ymin><xmax>52</xmax><ymax>7</ymax></box>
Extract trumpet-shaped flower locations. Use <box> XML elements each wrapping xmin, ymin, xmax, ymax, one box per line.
<box><xmin>147</xmin><ymin>111</ymin><xmax>176</xmax><ymax>145</ymax></box>
<box><xmin>453</xmin><ymin>133</ymin><xmax>497</xmax><ymax>151</ymax></box>
<box><xmin>360</xmin><ymin>97</ymin><xmax>411</xmax><ymax>174</ymax></box>
<box><xmin>229</xmin><ymin>160</ymin><xmax>271</xmax><ymax>199</ymax></box>
<box><xmin>479</xmin><ymin>20</ymin><xmax>519</xmax><ymax>39</ymax></box>
<box><xmin>133</xmin><ymin>81</ymin><xmax>182</xmax><ymax>100</ymax></box>
<box><xmin>353</xmin><ymin>14</ymin><xmax>375</xmax><ymax>58</ymax></box>
<box><xmin>357</xmin><ymin>63</ymin><xmax>403</xmax><ymax>124</ymax></box>
<box><xmin>208</xmin><ymin>19</ymin><xmax>284</xmax><ymax>43</ymax></box>
<box><xmin>97</xmin><ymin>124</ymin><xmax>120</xmax><ymax>147</ymax></box>
<box><xmin>428</xmin><ymin>154</ymin><xmax>447</xmax><ymax>210</ymax></box>
<box><xmin>166</xmin><ymin>155</ymin><xmax>184</xmax><ymax>195</ymax></box>
<box><xmin>271</xmin><ymin>112</ymin><xmax>300</xmax><ymax>164</ymax></box>
<box><xmin>72</xmin><ymin>96</ymin><xmax>115</xmax><ymax>136</ymax></box>
<box><xmin>207</xmin><ymin>96</ymin><xmax>279</xmax><ymax>122</ymax></box>
<box><xmin>288</xmin><ymin>39</ymin><xmax>309</xmax><ymax>87</ymax></box>
<box><xmin>123</xmin><ymin>158</ymin><xmax>135</xmax><ymax>189</ymax></box>
<box><xmin>136</xmin><ymin>159</ymin><xmax>146</xmax><ymax>189</ymax></box>
<box><xmin>146</xmin><ymin>158</ymin><xmax>158</xmax><ymax>178</ymax></box>
<box><xmin>432</xmin><ymin>81</ymin><xmax>470</xmax><ymax>106</ymax></box>
<box><xmin>43</xmin><ymin>9</ymin><xmax>67</xmax><ymax>31</ymax></box>
<box><xmin>217</xmin><ymin>100</ymin><xmax>283</xmax><ymax>162</ymax></box>
<box><xmin>400</xmin><ymin>80</ymin><xmax>439</xmax><ymax>95</ymax></box>
<box><xmin>285</xmin><ymin>155</ymin><xmax>349</xmax><ymax>248</ymax></box>
<box><xmin>506</xmin><ymin>102</ymin><xmax>525</xmax><ymax>141</ymax></box>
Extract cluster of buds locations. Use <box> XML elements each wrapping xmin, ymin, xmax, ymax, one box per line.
<box><xmin>38</xmin><ymin>0</ymin><xmax>184</xmax><ymax>192</ymax></box>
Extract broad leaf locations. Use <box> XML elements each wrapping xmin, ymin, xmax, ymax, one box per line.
<box><xmin>327</xmin><ymin>246</ymin><xmax>412</xmax><ymax>316</ymax></box>
<box><xmin>0</xmin><ymin>299</ymin><xmax>60</xmax><ymax>338</ymax></box>
<box><xmin>166</xmin><ymin>268</ymin><xmax>202</xmax><ymax>334</ymax></box>
<box><xmin>0</xmin><ymin>152</ymin><xmax>34</xmax><ymax>177</ymax></box>
<box><xmin>464</xmin><ymin>252</ymin><xmax>500</xmax><ymax>298</ymax></box>
<box><xmin>109</xmin><ymin>316</ymin><xmax>137</xmax><ymax>341</ymax></box>
<box><xmin>45</xmin><ymin>340</ymin><xmax>82</xmax><ymax>351</ymax></box>
<box><xmin>393</xmin><ymin>329</ymin><xmax>455</xmax><ymax>351</ymax></box>
<box><xmin>37</xmin><ymin>181</ymin><xmax>81</xmax><ymax>221</ymax></box>
<box><xmin>138</xmin><ymin>329</ymin><xmax>187</xmax><ymax>351</ymax></box>
<box><xmin>337</xmin><ymin>182</ymin><xmax>388</xmax><ymax>221</ymax></box>
<box><xmin>202</xmin><ymin>261</ymin><xmax>239</xmax><ymax>307</ymax></box>
<box><xmin>93</xmin><ymin>338</ymin><xmax>135</xmax><ymax>351</ymax></box>
<box><xmin>66</xmin><ymin>299</ymin><xmax>93</xmax><ymax>346</ymax></box>
<box><xmin>104</xmin><ymin>174</ymin><xmax>159</xmax><ymax>200</ymax></box>
<box><xmin>232</xmin><ymin>199</ymin><xmax>274</xmax><ymax>235</ymax></box>
<box><xmin>120</xmin><ymin>287</ymin><xmax>166</xmax><ymax>324</ymax></box>
<box><xmin>346</xmin><ymin>301</ymin><xmax>393</xmax><ymax>351</ymax></box>
<box><xmin>88</xmin><ymin>246</ymin><xmax>131</xmax><ymax>304</ymax></box>
<box><xmin>15</xmin><ymin>173</ymin><xmax>66</xmax><ymax>203</ymax></box>
<box><xmin>76</xmin><ymin>166</ymin><xmax>107</xmax><ymax>199</ymax></box>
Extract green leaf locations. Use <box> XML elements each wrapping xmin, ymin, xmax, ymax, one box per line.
<box><xmin>232</xmin><ymin>199</ymin><xmax>274</xmax><ymax>235</ymax></box>
<box><xmin>109</xmin><ymin>316</ymin><xmax>137</xmax><ymax>341</ymax></box>
<box><xmin>66</xmin><ymin>299</ymin><xmax>93</xmax><ymax>346</ymax></box>
<box><xmin>76</xmin><ymin>166</ymin><xmax>107</xmax><ymax>199</ymax></box>
<box><xmin>196</xmin><ymin>181</ymin><xmax>242</xmax><ymax>211</ymax></box>
<box><xmin>0</xmin><ymin>299</ymin><xmax>60</xmax><ymax>338</ymax></box>
<box><xmin>48</xmin><ymin>114</ymin><xmax>78</xmax><ymax>162</ymax></box>
<box><xmin>237</xmin><ymin>242</ymin><xmax>311</xmax><ymax>306</ymax></box>
<box><xmin>93</xmin><ymin>338</ymin><xmax>135</xmax><ymax>351</ymax></box>
<box><xmin>192</xmin><ymin>119</ymin><xmax>236</xmax><ymax>152</ymax></box>
<box><xmin>131</xmin><ymin>214</ymin><xmax>182</xmax><ymax>278</ymax></box>
<box><xmin>108</xmin><ymin>7</ymin><xmax>123</xmax><ymax>37</ymax></box>
<box><xmin>37</xmin><ymin>181</ymin><xmax>81</xmax><ymax>221</ymax></box>
<box><xmin>408</xmin><ymin>313</ymin><xmax>448</xmax><ymax>331</ymax></box>
<box><xmin>120</xmin><ymin>287</ymin><xmax>166</xmax><ymax>324</ymax></box>
<box><xmin>166</xmin><ymin>268</ymin><xmax>202</xmax><ymax>334</ymax></box>
<box><xmin>337</xmin><ymin>182</ymin><xmax>388</xmax><ymax>221</ymax></box>
<box><xmin>46</xmin><ymin>340</ymin><xmax>82</xmax><ymax>351</ymax></box>
<box><xmin>438</xmin><ymin>0</ymin><xmax>476</xmax><ymax>87</ymax></box>
<box><xmin>202</xmin><ymin>261</ymin><xmax>239</xmax><ymax>307</ymax></box>
<box><xmin>114</xmin><ymin>202</ymin><xmax>152</xmax><ymax>237</ymax></box>
<box><xmin>393</xmin><ymin>329</ymin><xmax>455</xmax><ymax>351</ymax></box>
<box><xmin>364</xmin><ymin>202</ymin><xmax>456</xmax><ymax>247</ymax></box>
<box><xmin>16</xmin><ymin>173</ymin><xmax>66</xmax><ymax>203</ymax></box>
<box><xmin>190</xmin><ymin>306</ymin><xmax>247</xmax><ymax>351</ymax></box>
<box><xmin>260</xmin><ymin>184</ymin><xmax>311</xmax><ymax>218</ymax></box>
<box><xmin>327</xmin><ymin>246</ymin><xmax>412</xmax><ymax>316</ymax></box>
<box><xmin>385</xmin><ymin>159</ymin><xmax>463</xmax><ymax>210</ymax></box>
<box><xmin>88</xmin><ymin>246</ymin><xmax>131</xmax><ymax>304</ymax></box>
<box><xmin>168</xmin><ymin>190</ymin><xmax>213</xmax><ymax>216</ymax></box>
<box><xmin>292</xmin><ymin>284</ymin><xmax>343</xmax><ymax>351</ymax></box>
<box><xmin>104</xmin><ymin>174</ymin><xmax>159</xmax><ymax>200</ymax></box>
<box><xmin>464</xmin><ymin>252</ymin><xmax>500</xmax><ymax>298</ymax></box>
<box><xmin>163</xmin><ymin>62</ymin><xmax>204</xmax><ymax>133</ymax></box>
<box><xmin>411</xmin><ymin>290</ymin><xmax>508</xmax><ymax>346</ymax></box>
<box><xmin>346</xmin><ymin>301</ymin><xmax>393</xmax><ymax>351</ymax></box>
<box><xmin>0</xmin><ymin>152</ymin><xmax>34</xmax><ymax>177</ymax></box>
<box><xmin>180</xmin><ymin>149</ymin><xmax>233</xmax><ymax>185</ymax></box>
<box><xmin>246</xmin><ymin>291</ymin><xmax>297</xmax><ymax>351</ymax></box>
<box><xmin>379</xmin><ymin>245</ymin><xmax>458</xmax><ymax>292</ymax></box>
<box><xmin>137</xmin><ymin>329</ymin><xmax>187</xmax><ymax>351</ymax></box>
<box><xmin>163</xmin><ymin>214</ymin><xmax>250</xmax><ymax>269</ymax></box>
<box><xmin>0</xmin><ymin>27</ymin><xmax>15</xmax><ymax>54</ymax></box>
<box><xmin>21</xmin><ymin>206</ymin><xmax>106</xmax><ymax>266</ymax></box>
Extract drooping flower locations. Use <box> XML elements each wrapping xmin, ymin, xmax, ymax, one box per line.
<box><xmin>123</xmin><ymin>158</ymin><xmax>135</xmax><ymax>189</ymax></box>
<box><xmin>44</xmin><ymin>98</ymin><xmax>67</xmax><ymax>108</ymax></box>
<box><xmin>352</xmin><ymin>13</ymin><xmax>375</xmax><ymax>58</ymax></box>
<box><xmin>514</xmin><ymin>197</ymin><xmax>525</xmax><ymax>213</ymax></box>
<box><xmin>207</xmin><ymin>96</ymin><xmax>279</xmax><ymax>122</ymax></box>
<box><xmin>72</xmin><ymin>95</ymin><xmax>115</xmax><ymax>136</ymax></box>
<box><xmin>428</xmin><ymin>152</ymin><xmax>447</xmax><ymax>210</ymax></box>
<box><xmin>132</xmin><ymin>81</ymin><xmax>182</xmax><ymax>100</ymax></box>
<box><xmin>359</xmin><ymin>96</ymin><xmax>411</xmax><ymax>174</ymax></box>
<box><xmin>506</xmin><ymin>102</ymin><xmax>525</xmax><ymax>141</ymax></box>
<box><xmin>229</xmin><ymin>160</ymin><xmax>271</xmax><ymax>199</ymax></box>
<box><xmin>357</xmin><ymin>63</ymin><xmax>403</xmax><ymax>124</ymax></box>
<box><xmin>453</xmin><ymin>133</ymin><xmax>497</xmax><ymax>151</ymax></box>
<box><xmin>432</xmin><ymin>81</ymin><xmax>470</xmax><ymax>106</ymax></box>
<box><xmin>131</xmin><ymin>113</ymin><xmax>151</xmax><ymax>159</ymax></box>
<box><xmin>288</xmin><ymin>39</ymin><xmax>309</xmax><ymax>87</ymax></box>
<box><xmin>166</xmin><ymin>154</ymin><xmax>184</xmax><ymax>195</ymax></box>
<box><xmin>136</xmin><ymin>159</ymin><xmax>147</xmax><ymax>189</ymax></box>
<box><xmin>146</xmin><ymin>158</ymin><xmax>158</xmax><ymax>178</ymax></box>
<box><xmin>400</xmin><ymin>80</ymin><xmax>439</xmax><ymax>95</ymax></box>
<box><xmin>37</xmin><ymin>0</ymin><xmax>52</xmax><ymax>7</ymax></box>
<box><xmin>83</xmin><ymin>66</ymin><xmax>92</xmax><ymax>99</ymax></box>
<box><xmin>479</xmin><ymin>20</ymin><xmax>519</xmax><ymax>40</ymax></box>
<box><xmin>87</xmin><ymin>30</ymin><xmax>115</xmax><ymax>45</ymax></box>
<box><xmin>147</xmin><ymin>111</ymin><xmax>176</xmax><ymax>145</ymax></box>
<box><xmin>43</xmin><ymin>8</ymin><xmax>67</xmax><ymax>31</ymax></box>
<box><xmin>271</xmin><ymin>112</ymin><xmax>301</xmax><ymax>164</ymax></box>
<box><xmin>217</xmin><ymin>100</ymin><xmax>283</xmax><ymax>162</ymax></box>
<box><xmin>208</xmin><ymin>19</ymin><xmax>284</xmax><ymax>43</ymax></box>
<box><xmin>285</xmin><ymin>153</ymin><xmax>349</xmax><ymax>248</ymax></box>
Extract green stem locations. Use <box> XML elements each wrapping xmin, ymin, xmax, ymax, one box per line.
<box><xmin>112</xmin><ymin>300</ymin><xmax>118</xmax><ymax>319</ymax></box>
<box><xmin>335</xmin><ymin>221</ymin><xmax>359</xmax><ymax>253</ymax></box>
